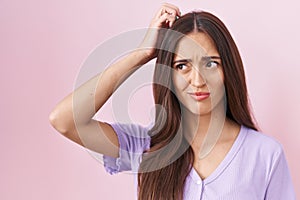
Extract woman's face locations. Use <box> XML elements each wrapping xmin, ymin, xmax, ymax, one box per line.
<box><xmin>172</xmin><ymin>32</ymin><xmax>225</xmax><ymax>116</ymax></box>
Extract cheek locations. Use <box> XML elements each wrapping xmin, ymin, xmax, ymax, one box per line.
<box><xmin>205</xmin><ymin>68</ymin><xmax>224</xmax><ymax>85</ymax></box>
<box><xmin>206</xmin><ymin>69</ymin><xmax>225</xmax><ymax>97</ymax></box>
<box><xmin>172</xmin><ymin>72</ymin><xmax>189</xmax><ymax>92</ymax></box>
<box><xmin>218</xmin><ymin>68</ymin><xmax>225</xmax><ymax>83</ymax></box>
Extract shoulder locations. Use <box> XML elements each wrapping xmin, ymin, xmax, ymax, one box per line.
<box><xmin>230</xmin><ymin>127</ymin><xmax>296</xmax><ymax>199</ymax></box>
<box><xmin>243</xmin><ymin>128</ymin><xmax>296</xmax><ymax>198</ymax></box>
<box><xmin>242</xmin><ymin>126</ymin><xmax>284</xmax><ymax>156</ymax></box>
<box><xmin>111</xmin><ymin>123</ymin><xmax>151</xmax><ymax>137</ymax></box>
<box><xmin>238</xmin><ymin>126</ymin><xmax>289</xmax><ymax>178</ymax></box>
<box><xmin>102</xmin><ymin>123</ymin><xmax>152</xmax><ymax>174</ymax></box>
<box><xmin>239</xmin><ymin>126</ymin><xmax>288</xmax><ymax>174</ymax></box>
<box><xmin>110</xmin><ymin>122</ymin><xmax>152</xmax><ymax>152</ymax></box>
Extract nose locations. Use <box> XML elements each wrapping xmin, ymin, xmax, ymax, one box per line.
<box><xmin>189</xmin><ymin>66</ymin><xmax>206</xmax><ymax>87</ymax></box>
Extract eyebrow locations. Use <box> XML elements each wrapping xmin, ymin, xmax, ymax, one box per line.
<box><xmin>203</xmin><ymin>56</ymin><xmax>221</xmax><ymax>60</ymax></box>
<box><xmin>172</xmin><ymin>59</ymin><xmax>192</xmax><ymax>65</ymax></box>
<box><xmin>172</xmin><ymin>56</ymin><xmax>221</xmax><ymax>65</ymax></box>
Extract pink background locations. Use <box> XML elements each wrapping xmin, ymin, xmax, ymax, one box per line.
<box><xmin>1</xmin><ymin>0</ymin><xmax>299</xmax><ymax>199</ymax></box>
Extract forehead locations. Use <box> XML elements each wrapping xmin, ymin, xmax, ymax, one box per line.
<box><xmin>174</xmin><ymin>32</ymin><xmax>219</xmax><ymax>59</ymax></box>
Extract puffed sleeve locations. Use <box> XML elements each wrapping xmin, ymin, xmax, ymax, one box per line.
<box><xmin>264</xmin><ymin>146</ymin><xmax>296</xmax><ymax>200</ymax></box>
<box><xmin>102</xmin><ymin>123</ymin><xmax>151</xmax><ymax>175</ymax></box>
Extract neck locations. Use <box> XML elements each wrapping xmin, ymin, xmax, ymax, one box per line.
<box><xmin>182</xmin><ymin>100</ymin><xmax>229</xmax><ymax>159</ymax></box>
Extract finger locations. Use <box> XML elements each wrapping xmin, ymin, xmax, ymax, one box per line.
<box><xmin>154</xmin><ymin>6</ymin><xmax>170</xmax><ymax>19</ymax></box>
<box><xmin>166</xmin><ymin>14</ymin><xmax>176</xmax><ymax>27</ymax></box>
<box><xmin>161</xmin><ymin>6</ymin><xmax>178</xmax><ymax>18</ymax></box>
<box><xmin>158</xmin><ymin>12</ymin><xmax>176</xmax><ymax>27</ymax></box>
<box><xmin>162</xmin><ymin>8</ymin><xmax>177</xmax><ymax>16</ymax></box>
<box><xmin>162</xmin><ymin>3</ymin><xmax>181</xmax><ymax>16</ymax></box>
<box><xmin>169</xmin><ymin>16</ymin><xmax>176</xmax><ymax>27</ymax></box>
<box><xmin>155</xmin><ymin>4</ymin><xmax>180</xmax><ymax>20</ymax></box>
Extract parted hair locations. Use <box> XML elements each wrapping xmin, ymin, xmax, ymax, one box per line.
<box><xmin>138</xmin><ymin>11</ymin><xmax>257</xmax><ymax>200</ymax></box>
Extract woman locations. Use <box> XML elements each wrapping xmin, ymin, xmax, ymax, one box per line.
<box><xmin>49</xmin><ymin>3</ymin><xmax>295</xmax><ymax>200</ymax></box>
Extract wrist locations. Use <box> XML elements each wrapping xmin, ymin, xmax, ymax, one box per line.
<box><xmin>131</xmin><ymin>49</ymin><xmax>154</xmax><ymax>66</ymax></box>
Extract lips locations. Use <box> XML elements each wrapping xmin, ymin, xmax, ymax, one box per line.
<box><xmin>188</xmin><ymin>92</ymin><xmax>210</xmax><ymax>101</ymax></box>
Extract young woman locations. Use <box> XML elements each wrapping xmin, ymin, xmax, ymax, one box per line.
<box><xmin>49</xmin><ymin>3</ymin><xmax>295</xmax><ymax>200</ymax></box>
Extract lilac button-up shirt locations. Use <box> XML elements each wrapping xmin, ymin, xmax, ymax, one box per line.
<box><xmin>103</xmin><ymin>123</ymin><xmax>296</xmax><ymax>200</ymax></box>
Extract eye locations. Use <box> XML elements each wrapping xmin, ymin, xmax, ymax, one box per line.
<box><xmin>175</xmin><ymin>63</ymin><xmax>189</xmax><ymax>71</ymax></box>
<box><xmin>205</xmin><ymin>61</ymin><xmax>219</xmax><ymax>68</ymax></box>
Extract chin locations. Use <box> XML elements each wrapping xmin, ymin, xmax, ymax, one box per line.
<box><xmin>183</xmin><ymin>105</ymin><xmax>212</xmax><ymax>116</ymax></box>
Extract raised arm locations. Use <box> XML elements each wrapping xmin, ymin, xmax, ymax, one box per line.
<box><xmin>49</xmin><ymin>3</ymin><xmax>180</xmax><ymax>158</ymax></box>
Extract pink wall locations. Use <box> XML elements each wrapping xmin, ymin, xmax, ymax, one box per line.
<box><xmin>1</xmin><ymin>0</ymin><xmax>299</xmax><ymax>199</ymax></box>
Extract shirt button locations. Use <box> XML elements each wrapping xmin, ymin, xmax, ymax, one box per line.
<box><xmin>196</xmin><ymin>180</ymin><xmax>202</xmax><ymax>185</ymax></box>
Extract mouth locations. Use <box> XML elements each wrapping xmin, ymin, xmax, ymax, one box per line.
<box><xmin>188</xmin><ymin>92</ymin><xmax>210</xmax><ymax>101</ymax></box>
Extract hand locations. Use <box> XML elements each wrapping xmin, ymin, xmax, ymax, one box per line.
<box><xmin>138</xmin><ymin>3</ymin><xmax>181</xmax><ymax>61</ymax></box>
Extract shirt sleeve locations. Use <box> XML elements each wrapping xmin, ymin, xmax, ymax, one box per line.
<box><xmin>264</xmin><ymin>146</ymin><xmax>296</xmax><ymax>200</ymax></box>
<box><xmin>103</xmin><ymin>123</ymin><xmax>151</xmax><ymax>175</ymax></box>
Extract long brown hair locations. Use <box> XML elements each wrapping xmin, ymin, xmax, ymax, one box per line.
<box><xmin>138</xmin><ymin>11</ymin><xmax>257</xmax><ymax>200</ymax></box>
